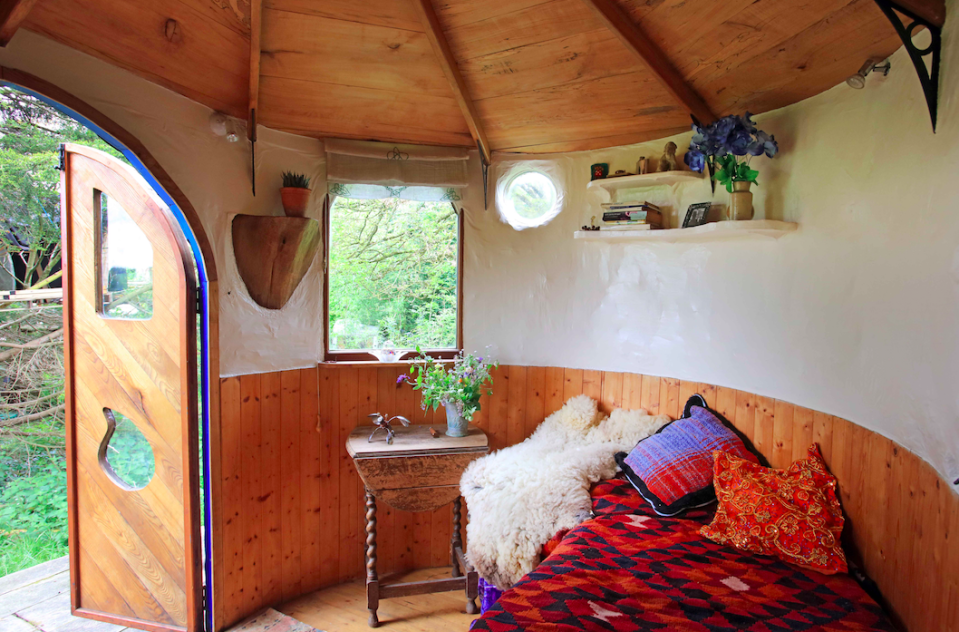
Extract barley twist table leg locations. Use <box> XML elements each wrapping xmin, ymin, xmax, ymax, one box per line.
<box><xmin>366</xmin><ymin>490</ymin><xmax>379</xmax><ymax>628</ymax></box>
<box><xmin>452</xmin><ymin>497</ymin><xmax>463</xmax><ymax>578</ymax></box>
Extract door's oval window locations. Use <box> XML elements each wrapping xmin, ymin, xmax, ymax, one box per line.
<box><xmin>97</xmin><ymin>191</ymin><xmax>153</xmax><ymax>319</ymax></box>
<box><xmin>99</xmin><ymin>408</ymin><xmax>155</xmax><ymax>490</ymax></box>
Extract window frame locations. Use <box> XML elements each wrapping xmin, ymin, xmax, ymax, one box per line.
<box><xmin>322</xmin><ymin>194</ymin><xmax>464</xmax><ymax>363</ymax></box>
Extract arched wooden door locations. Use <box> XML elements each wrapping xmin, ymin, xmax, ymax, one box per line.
<box><xmin>61</xmin><ymin>144</ymin><xmax>202</xmax><ymax>632</ymax></box>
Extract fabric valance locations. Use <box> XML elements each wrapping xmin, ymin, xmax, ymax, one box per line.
<box><xmin>325</xmin><ymin>139</ymin><xmax>470</xmax><ymax>189</ymax></box>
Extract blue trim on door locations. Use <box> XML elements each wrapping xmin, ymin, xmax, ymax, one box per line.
<box><xmin>4</xmin><ymin>82</ymin><xmax>216</xmax><ymax>632</ymax></box>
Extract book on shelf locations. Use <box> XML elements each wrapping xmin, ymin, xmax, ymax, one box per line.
<box><xmin>602</xmin><ymin>209</ymin><xmax>663</xmax><ymax>224</ymax></box>
<box><xmin>601</xmin><ymin>201</ymin><xmax>662</xmax><ymax>211</ymax></box>
<box><xmin>599</xmin><ymin>223</ymin><xmax>660</xmax><ymax>231</ymax></box>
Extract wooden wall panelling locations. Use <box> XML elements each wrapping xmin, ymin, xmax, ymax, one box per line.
<box><xmin>300</xmin><ymin>368</ymin><xmax>321</xmax><ymax>591</ymax></box>
<box><xmin>259</xmin><ymin>372</ymin><xmax>283</xmax><ymax>606</ymax></box>
<box><xmin>240</xmin><ymin>374</ymin><xmax>263</xmax><ymax>614</ymax></box>
<box><xmin>280</xmin><ymin>370</ymin><xmax>303</xmax><ymax>599</ymax></box>
<box><xmin>525</xmin><ymin>367</ymin><xmax>546</xmax><ymax>439</ymax></box>
<box><xmin>506</xmin><ymin>365</ymin><xmax>527</xmax><ymax>446</ymax></box>
<box><xmin>219</xmin><ymin>377</ymin><xmax>243</xmax><ymax>625</ymax></box>
<box><xmin>217</xmin><ymin>365</ymin><xmax>959</xmax><ymax>632</ymax></box>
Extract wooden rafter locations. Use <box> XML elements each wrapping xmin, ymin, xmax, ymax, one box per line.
<box><xmin>248</xmin><ymin>0</ymin><xmax>262</xmax><ymax>142</ymax></box>
<box><xmin>411</xmin><ymin>0</ymin><xmax>492</xmax><ymax>164</ymax></box>
<box><xmin>580</xmin><ymin>0</ymin><xmax>716</xmax><ymax>125</ymax></box>
<box><xmin>0</xmin><ymin>0</ymin><xmax>40</xmax><ymax>47</ymax></box>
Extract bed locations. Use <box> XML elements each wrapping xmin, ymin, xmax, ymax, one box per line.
<box><xmin>470</xmin><ymin>477</ymin><xmax>895</xmax><ymax>632</ymax></box>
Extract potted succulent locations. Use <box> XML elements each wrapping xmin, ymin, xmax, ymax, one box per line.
<box><xmin>684</xmin><ymin>113</ymin><xmax>779</xmax><ymax>220</ymax></box>
<box><xmin>280</xmin><ymin>171</ymin><xmax>311</xmax><ymax>217</ymax></box>
<box><xmin>399</xmin><ymin>350</ymin><xmax>497</xmax><ymax>438</ymax></box>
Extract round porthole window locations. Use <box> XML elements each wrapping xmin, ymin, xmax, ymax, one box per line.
<box><xmin>497</xmin><ymin>167</ymin><xmax>563</xmax><ymax>229</ymax></box>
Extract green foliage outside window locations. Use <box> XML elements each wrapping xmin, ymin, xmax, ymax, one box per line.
<box><xmin>328</xmin><ymin>197</ymin><xmax>458</xmax><ymax>351</ymax></box>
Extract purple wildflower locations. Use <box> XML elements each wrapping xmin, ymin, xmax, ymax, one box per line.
<box><xmin>396</xmin><ymin>374</ymin><xmax>408</xmax><ymax>386</ymax></box>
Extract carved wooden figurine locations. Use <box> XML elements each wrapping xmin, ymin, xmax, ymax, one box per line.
<box><xmin>367</xmin><ymin>413</ymin><xmax>411</xmax><ymax>444</ymax></box>
<box><xmin>658</xmin><ymin>142</ymin><xmax>678</xmax><ymax>172</ymax></box>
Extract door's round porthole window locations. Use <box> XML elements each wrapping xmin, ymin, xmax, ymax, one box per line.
<box><xmin>497</xmin><ymin>167</ymin><xmax>563</xmax><ymax>229</ymax></box>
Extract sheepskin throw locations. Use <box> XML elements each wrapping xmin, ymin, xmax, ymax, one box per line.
<box><xmin>460</xmin><ymin>395</ymin><xmax>670</xmax><ymax>589</ymax></box>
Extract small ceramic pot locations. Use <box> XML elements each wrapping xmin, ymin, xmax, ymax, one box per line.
<box><xmin>444</xmin><ymin>401</ymin><xmax>468</xmax><ymax>438</ymax></box>
<box><xmin>280</xmin><ymin>187</ymin><xmax>311</xmax><ymax>217</ymax></box>
<box><xmin>727</xmin><ymin>180</ymin><xmax>754</xmax><ymax>220</ymax></box>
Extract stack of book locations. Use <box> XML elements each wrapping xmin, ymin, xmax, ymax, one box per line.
<box><xmin>600</xmin><ymin>202</ymin><xmax>663</xmax><ymax>230</ymax></box>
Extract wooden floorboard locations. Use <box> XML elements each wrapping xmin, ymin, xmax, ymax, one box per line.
<box><xmin>0</xmin><ymin>556</ymin><xmax>127</xmax><ymax>632</ymax></box>
<box><xmin>278</xmin><ymin>567</ymin><xmax>479</xmax><ymax>632</ymax></box>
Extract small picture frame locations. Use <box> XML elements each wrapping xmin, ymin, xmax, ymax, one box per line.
<box><xmin>590</xmin><ymin>163</ymin><xmax>609</xmax><ymax>180</ymax></box>
<box><xmin>682</xmin><ymin>202</ymin><xmax>711</xmax><ymax>228</ymax></box>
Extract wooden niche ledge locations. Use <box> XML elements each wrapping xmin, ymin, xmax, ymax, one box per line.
<box><xmin>232</xmin><ymin>214</ymin><xmax>320</xmax><ymax>310</ymax></box>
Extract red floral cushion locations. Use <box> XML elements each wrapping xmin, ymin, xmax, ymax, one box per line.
<box><xmin>700</xmin><ymin>443</ymin><xmax>848</xmax><ymax>575</ymax></box>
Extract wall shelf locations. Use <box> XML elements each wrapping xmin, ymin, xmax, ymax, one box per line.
<box><xmin>586</xmin><ymin>170</ymin><xmax>705</xmax><ymax>194</ymax></box>
<box><xmin>574</xmin><ymin>220</ymin><xmax>798</xmax><ymax>243</ymax></box>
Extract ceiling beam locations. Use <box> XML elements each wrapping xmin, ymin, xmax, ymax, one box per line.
<box><xmin>580</xmin><ymin>0</ymin><xmax>716</xmax><ymax>125</ymax></box>
<box><xmin>0</xmin><ymin>0</ymin><xmax>40</xmax><ymax>47</ymax></box>
<box><xmin>248</xmin><ymin>0</ymin><xmax>262</xmax><ymax>142</ymax></box>
<box><xmin>411</xmin><ymin>0</ymin><xmax>492</xmax><ymax>164</ymax></box>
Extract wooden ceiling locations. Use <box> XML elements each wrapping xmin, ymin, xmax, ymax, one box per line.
<box><xmin>13</xmin><ymin>0</ymin><xmax>944</xmax><ymax>154</ymax></box>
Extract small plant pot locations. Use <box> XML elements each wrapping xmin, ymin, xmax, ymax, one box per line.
<box><xmin>280</xmin><ymin>187</ymin><xmax>311</xmax><ymax>217</ymax></box>
<box><xmin>727</xmin><ymin>180</ymin><xmax>754</xmax><ymax>221</ymax></box>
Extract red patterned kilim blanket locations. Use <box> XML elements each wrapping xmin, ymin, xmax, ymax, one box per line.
<box><xmin>471</xmin><ymin>478</ymin><xmax>895</xmax><ymax>632</ymax></box>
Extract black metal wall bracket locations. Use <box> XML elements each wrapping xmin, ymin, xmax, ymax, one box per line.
<box><xmin>873</xmin><ymin>0</ymin><xmax>942</xmax><ymax>131</ymax></box>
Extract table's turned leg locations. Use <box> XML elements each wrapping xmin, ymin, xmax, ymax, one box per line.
<box><xmin>451</xmin><ymin>497</ymin><xmax>463</xmax><ymax>578</ymax></box>
<box><xmin>365</xmin><ymin>490</ymin><xmax>379</xmax><ymax>628</ymax></box>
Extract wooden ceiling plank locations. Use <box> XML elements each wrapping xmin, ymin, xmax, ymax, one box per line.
<box><xmin>258</xmin><ymin>75</ymin><xmax>473</xmax><ymax>148</ymax></box>
<box><xmin>24</xmin><ymin>0</ymin><xmax>248</xmax><ymax>117</ymax></box>
<box><xmin>461</xmin><ymin>29</ymin><xmax>636</xmax><ymax>101</ymax></box>
<box><xmin>0</xmin><ymin>0</ymin><xmax>40</xmax><ymax>46</ymax></box>
<box><xmin>264</xmin><ymin>0</ymin><xmax>423</xmax><ymax>33</ymax></box>
<box><xmin>500</xmin><ymin>126</ymin><xmax>690</xmax><ymax>153</ymax></box>
<box><xmin>891</xmin><ymin>0</ymin><xmax>945</xmax><ymax>26</ymax></box>
<box><xmin>700</xmin><ymin>0</ymin><xmax>902</xmax><ymax>115</ymax></box>
<box><xmin>260</xmin><ymin>9</ymin><xmax>455</xmax><ymax>98</ymax></box>
<box><xmin>581</xmin><ymin>0</ymin><xmax>715</xmax><ymax>124</ymax></box>
<box><xmin>411</xmin><ymin>0</ymin><xmax>491</xmax><ymax>163</ymax></box>
<box><xmin>248</xmin><ymin>0</ymin><xmax>262</xmax><ymax>141</ymax></box>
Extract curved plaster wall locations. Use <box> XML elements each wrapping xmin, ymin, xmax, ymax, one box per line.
<box><xmin>464</xmin><ymin>39</ymin><xmax>959</xmax><ymax>489</ymax></box>
<box><xmin>0</xmin><ymin>31</ymin><xmax>326</xmax><ymax>377</ymax></box>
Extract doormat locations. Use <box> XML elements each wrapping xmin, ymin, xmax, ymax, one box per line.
<box><xmin>228</xmin><ymin>608</ymin><xmax>324</xmax><ymax>632</ymax></box>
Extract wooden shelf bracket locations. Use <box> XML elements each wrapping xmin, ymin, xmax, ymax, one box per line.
<box><xmin>873</xmin><ymin>0</ymin><xmax>943</xmax><ymax>131</ymax></box>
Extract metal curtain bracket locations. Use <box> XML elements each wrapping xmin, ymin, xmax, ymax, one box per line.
<box><xmin>250</xmin><ymin>107</ymin><xmax>257</xmax><ymax>196</ymax></box>
<box><xmin>476</xmin><ymin>139</ymin><xmax>491</xmax><ymax>209</ymax></box>
<box><xmin>873</xmin><ymin>0</ymin><xmax>942</xmax><ymax>132</ymax></box>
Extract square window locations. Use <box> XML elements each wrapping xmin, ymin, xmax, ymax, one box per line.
<box><xmin>326</xmin><ymin>196</ymin><xmax>460</xmax><ymax>360</ymax></box>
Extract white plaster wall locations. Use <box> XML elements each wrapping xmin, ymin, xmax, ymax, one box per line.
<box><xmin>464</xmin><ymin>41</ymin><xmax>959</xmax><ymax>489</ymax></box>
<box><xmin>0</xmin><ymin>32</ymin><xmax>326</xmax><ymax>377</ymax></box>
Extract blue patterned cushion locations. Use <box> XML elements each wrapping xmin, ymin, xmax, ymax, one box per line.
<box><xmin>615</xmin><ymin>403</ymin><xmax>758</xmax><ymax>516</ymax></box>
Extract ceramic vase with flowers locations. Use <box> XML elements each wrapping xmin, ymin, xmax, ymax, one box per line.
<box><xmin>683</xmin><ymin>113</ymin><xmax>779</xmax><ymax>220</ymax></box>
<box><xmin>399</xmin><ymin>350</ymin><xmax>497</xmax><ymax>438</ymax></box>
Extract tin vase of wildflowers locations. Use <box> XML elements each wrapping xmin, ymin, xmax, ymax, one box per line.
<box><xmin>398</xmin><ymin>349</ymin><xmax>497</xmax><ymax>437</ymax></box>
<box><xmin>684</xmin><ymin>113</ymin><xmax>779</xmax><ymax>220</ymax></box>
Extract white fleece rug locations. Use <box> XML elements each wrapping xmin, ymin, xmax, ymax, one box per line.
<box><xmin>460</xmin><ymin>395</ymin><xmax>670</xmax><ymax>589</ymax></box>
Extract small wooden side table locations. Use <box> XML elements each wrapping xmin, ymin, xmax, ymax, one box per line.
<box><xmin>346</xmin><ymin>424</ymin><xmax>489</xmax><ymax>628</ymax></box>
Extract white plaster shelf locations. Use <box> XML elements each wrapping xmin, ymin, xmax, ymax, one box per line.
<box><xmin>586</xmin><ymin>170</ymin><xmax>705</xmax><ymax>193</ymax></box>
<box><xmin>574</xmin><ymin>220</ymin><xmax>798</xmax><ymax>243</ymax></box>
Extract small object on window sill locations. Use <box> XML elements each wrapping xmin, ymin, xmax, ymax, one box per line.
<box><xmin>368</xmin><ymin>413</ymin><xmax>411</xmax><ymax>445</ymax></box>
<box><xmin>429</xmin><ymin>427</ymin><xmax>440</xmax><ymax>438</ymax></box>
<box><xmin>581</xmin><ymin>215</ymin><xmax>601</xmax><ymax>231</ymax></box>
<box><xmin>369</xmin><ymin>348</ymin><xmax>407</xmax><ymax>363</ymax></box>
